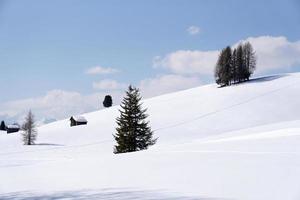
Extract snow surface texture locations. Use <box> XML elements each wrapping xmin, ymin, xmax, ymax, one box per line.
<box><xmin>1</xmin><ymin>73</ymin><xmax>300</xmax><ymax>200</ymax></box>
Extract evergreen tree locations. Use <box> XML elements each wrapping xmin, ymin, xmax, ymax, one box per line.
<box><xmin>0</xmin><ymin>121</ymin><xmax>6</xmax><ymax>131</ymax></box>
<box><xmin>113</xmin><ymin>85</ymin><xmax>156</xmax><ymax>154</ymax></box>
<box><xmin>103</xmin><ymin>95</ymin><xmax>113</xmax><ymax>108</ymax></box>
<box><xmin>21</xmin><ymin>110</ymin><xmax>37</xmax><ymax>145</ymax></box>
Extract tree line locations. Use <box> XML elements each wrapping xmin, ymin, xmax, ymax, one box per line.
<box><xmin>214</xmin><ymin>42</ymin><xmax>256</xmax><ymax>86</ymax></box>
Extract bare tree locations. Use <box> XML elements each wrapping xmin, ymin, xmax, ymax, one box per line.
<box><xmin>214</xmin><ymin>46</ymin><xmax>232</xmax><ymax>86</ymax></box>
<box><xmin>243</xmin><ymin>42</ymin><xmax>256</xmax><ymax>80</ymax></box>
<box><xmin>21</xmin><ymin>110</ymin><xmax>37</xmax><ymax>145</ymax></box>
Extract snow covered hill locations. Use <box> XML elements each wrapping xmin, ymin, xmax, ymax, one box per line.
<box><xmin>1</xmin><ymin>73</ymin><xmax>300</xmax><ymax>200</ymax></box>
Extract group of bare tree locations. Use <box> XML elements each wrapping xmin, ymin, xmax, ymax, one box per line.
<box><xmin>214</xmin><ymin>42</ymin><xmax>256</xmax><ymax>86</ymax></box>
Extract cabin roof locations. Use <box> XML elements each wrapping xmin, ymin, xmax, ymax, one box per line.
<box><xmin>6</xmin><ymin>124</ymin><xmax>20</xmax><ymax>129</ymax></box>
<box><xmin>71</xmin><ymin>116</ymin><xmax>87</xmax><ymax>123</ymax></box>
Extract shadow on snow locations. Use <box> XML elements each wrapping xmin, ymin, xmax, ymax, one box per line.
<box><xmin>0</xmin><ymin>189</ymin><xmax>231</xmax><ymax>200</ymax></box>
<box><xmin>218</xmin><ymin>74</ymin><xmax>288</xmax><ymax>88</ymax></box>
<box><xmin>33</xmin><ymin>143</ymin><xmax>64</xmax><ymax>146</ymax></box>
<box><xmin>246</xmin><ymin>74</ymin><xmax>288</xmax><ymax>84</ymax></box>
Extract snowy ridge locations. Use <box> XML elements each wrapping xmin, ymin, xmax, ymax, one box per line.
<box><xmin>1</xmin><ymin>73</ymin><xmax>300</xmax><ymax>200</ymax></box>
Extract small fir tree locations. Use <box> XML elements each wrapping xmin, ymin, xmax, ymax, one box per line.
<box><xmin>113</xmin><ymin>85</ymin><xmax>157</xmax><ymax>154</ymax></box>
<box><xmin>103</xmin><ymin>95</ymin><xmax>113</xmax><ymax>108</ymax></box>
<box><xmin>21</xmin><ymin>110</ymin><xmax>37</xmax><ymax>145</ymax></box>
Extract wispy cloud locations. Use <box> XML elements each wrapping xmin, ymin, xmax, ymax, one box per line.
<box><xmin>93</xmin><ymin>79</ymin><xmax>127</xmax><ymax>90</ymax></box>
<box><xmin>139</xmin><ymin>74</ymin><xmax>202</xmax><ymax>98</ymax></box>
<box><xmin>187</xmin><ymin>26</ymin><xmax>200</xmax><ymax>35</ymax></box>
<box><xmin>153</xmin><ymin>50</ymin><xmax>219</xmax><ymax>75</ymax></box>
<box><xmin>86</xmin><ymin>66</ymin><xmax>120</xmax><ymax>75</ymax></box>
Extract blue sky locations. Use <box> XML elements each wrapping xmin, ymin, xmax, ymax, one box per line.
<box><xmin>0</xmin><ymin>0</ymin><xmax>300</xmax><ymax>122</ymax></box>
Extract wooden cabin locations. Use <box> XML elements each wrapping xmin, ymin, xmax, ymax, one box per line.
<box><xmin>70</xmin><ymin>116</ymin><xmax>88</xmax><ymax>127</ymax></box>
<box><xmin>6</xmin><ymin>124</ymin><xmax>20</xmax><ymax>134</ymax></box>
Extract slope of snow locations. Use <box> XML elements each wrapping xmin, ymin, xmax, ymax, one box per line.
<box><xmin>1</xmin><ymin>73</ymin><xmax>300</xmax><ymax>200</ymax></box>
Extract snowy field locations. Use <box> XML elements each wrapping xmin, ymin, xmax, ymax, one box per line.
<box><xmin>1</xmin><ymin>73</ymin><xmax>300</xmax><ymax>200</ymax></box>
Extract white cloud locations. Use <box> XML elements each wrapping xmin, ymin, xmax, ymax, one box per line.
<box><xmin>154</xmin><ymin>36</ymin><xmax>300</xmax><ymax>75</ymax></box>
<box><xmin>236</xmin><ymin>36</ymin><xmax>300</xmax><ymax>73</ymax></box>
<box><xmin>187</xmin><ymin>26</ymin><xmax>200</xmax><ymax>35</ymax></box>
<box><xmin>93</xmin><ymin>79</ymin><xmax>127</xmax><ymax>90</ymax></box>
<box><xmin>86</xmin><ymin>66</ymin><xmax>120</xmax><ymax>75</ymax></box>
<box><xmin>139</xmin><ymin>74</ymin><xmax>202</xmax><ymax>98</ymax></box>
<box><xmin>0</xmin><ymin>75</ymin><xmax>202</xmax><ymax>124</ymax></box>
<box><xmin>0</xmin><ymin>90</ymin><xmax>124</xmax><ymax>124</ymax></box>
<box><xmin>153</xmin><ymin>50</ymin><xmax>219</xmax><ymax>75</ymax></box>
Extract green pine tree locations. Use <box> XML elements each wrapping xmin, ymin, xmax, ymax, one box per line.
<box><xmin>114</xmin><ymin>85</ymin><xmax>157</xmax><ymax>154</ymax></box>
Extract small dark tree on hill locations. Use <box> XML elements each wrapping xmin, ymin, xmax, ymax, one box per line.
<box><xmin>113</xmin><ymin>85</ymin><xmax>157</xmax><ymax>154</ymax></box>
<box><xmin>21</xmin><ymin>110</ymin><xmax>37</xmax><ymax>145</ymax></box>
<box><xmin>103</xmin><ymin>95</ymin><xmax>113</xmax><ymax>108</ymax></box>
<box><xmin>0</xmin><ymin>121</ymin><xmax>6</xmax><ymax>131</ymax></box>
